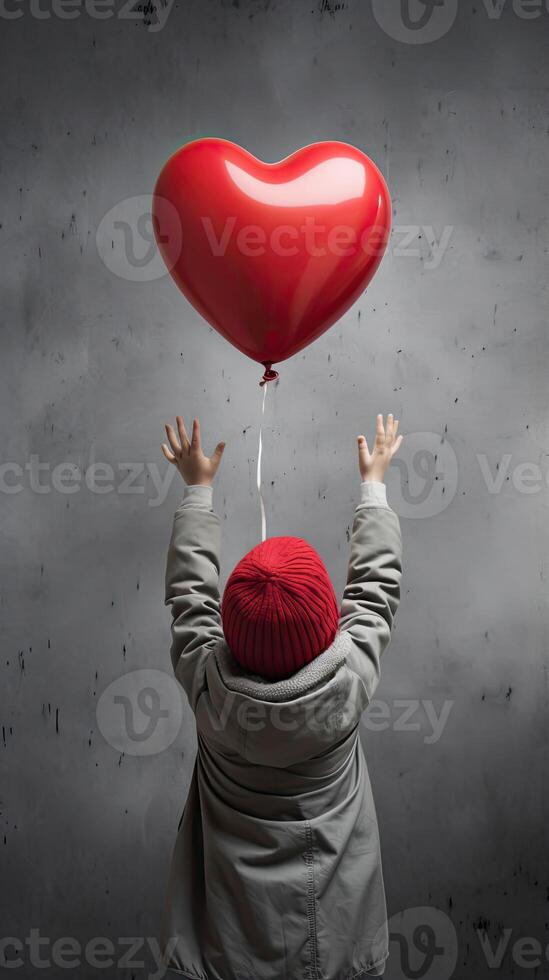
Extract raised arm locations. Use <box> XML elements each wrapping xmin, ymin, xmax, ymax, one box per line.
<box><xmin>162</xmin><ymin>416</ymin><xmax>226</xmax><ymax>711</ymax></box>
<box><xmin>339</xmin><ymin>414</ymin><xmax>403</xmax><ymax>702</ymax></box>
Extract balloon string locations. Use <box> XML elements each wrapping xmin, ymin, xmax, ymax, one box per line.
<box><xmin>257</xmin><ymin>383</ymin><xmax>267</xmax><ymax>543</ymax></box>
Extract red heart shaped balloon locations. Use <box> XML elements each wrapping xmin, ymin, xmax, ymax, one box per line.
<box><xmin>153</xmin><ymin>139</ymin><xmax>391</xmax><ymax>382</ymax></box>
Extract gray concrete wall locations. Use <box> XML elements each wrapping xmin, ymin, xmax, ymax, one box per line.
<box><xmin>1</xmin><ymin>1</ymin><xmax>548</xmax><ymax>977</ymax></box>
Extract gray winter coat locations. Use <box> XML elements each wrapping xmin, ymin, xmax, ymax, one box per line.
<box><xmin>160</xmin><ymin>483</ymin><xmax>403</xmax><ymax>980</ymax></box>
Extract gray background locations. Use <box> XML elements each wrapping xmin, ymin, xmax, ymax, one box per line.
<box><xmin>1</xmin><ymin>1</ymin><xmax>548</xmax><ymax>977</ymax></box>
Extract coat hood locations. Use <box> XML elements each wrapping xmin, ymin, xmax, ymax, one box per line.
<box><xmin>201</xmin><ymin>629</ymin><xmax>370</xmax><ymax>768</ymax></box>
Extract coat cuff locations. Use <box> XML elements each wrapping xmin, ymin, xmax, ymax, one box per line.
<box><xmin>359</xmin><ymin>481</ymin><xmax>388</xmax><ymax>508</ymax></box>
<box><xmin>178</xmin><ymin>484</ymin><xmax>214</xmax><ymax>511</ymax></box>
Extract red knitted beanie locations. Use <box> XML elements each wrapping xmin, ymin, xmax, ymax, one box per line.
<box><xmin>221</xmin><ymin>536</ymin><xmax>339</xmax><ymax>681</ymax></box>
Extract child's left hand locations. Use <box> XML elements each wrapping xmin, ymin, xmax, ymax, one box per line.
<box><xmin>162</xmin><ymin>416</ymin><xmax>226</xmax><ymax>486</ymax></box>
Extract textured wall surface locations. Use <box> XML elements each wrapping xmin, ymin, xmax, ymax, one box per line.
<box><xmin>1</xmin><ymin>1</ymin><xmax>548</xmax><ymax>977</ymax></box>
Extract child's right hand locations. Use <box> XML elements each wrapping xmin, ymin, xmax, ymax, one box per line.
<box><xmin>357</xmin><ymin>414</ymin><xmax>403</xmax><ymax>483</ymax></box>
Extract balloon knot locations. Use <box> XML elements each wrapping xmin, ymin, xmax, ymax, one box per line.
<box><xmin>259</xmin><ymin>362</ymin><xmax>279</xmax><ymax>387</ymax></box>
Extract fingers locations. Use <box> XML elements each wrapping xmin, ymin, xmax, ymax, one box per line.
<box><xmin>164</xmin><ymin>417</ymin><xmax>225</xmax><ymax>479</ymax></box>
<box><xmin>176</xmin><ymin>415</ymin><xmax>190</xmax><ymax>453</ymax></box>
<box><xmin>376</xmin><ymin>414</ymin><xmax>400</xmax><ymax>444</ymax></box>
<box><xmin>191</xmin><ymin>418</ymin><xmax>201</xmax><ymax>451</ymax></box>
<box><xmin>375</xmin><ymin>413</ymin><xmax>385</xmax><ymax>448</ymax></box>
<box><xmin>210</xmin><ymin>441</ymin><xmax>226</xmax><ymax>472</ymax></box>
<box><xmin>161</xmin><ymin>443</ymin><xmax>176</xmax><ymax>464</ymax></box>
<box><xmin>390</xmin><ymin>419</ymin><xmax>402</xmax><ymax>452</ymax></box>
<box><xmin>357</xmin><ymin>435</ymin><xmax>370</xmax><ymax>457</ymax></box>
<box><xmin>165</xmin><ymin>423</ymin><xmax>181</xmax><ymax>456</ymax></box>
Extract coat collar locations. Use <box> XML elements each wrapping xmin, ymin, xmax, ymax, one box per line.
<box><xmin>212</xmin><ymin>630</ymin><xmax>352</xmax><ymax>703</ymax></box>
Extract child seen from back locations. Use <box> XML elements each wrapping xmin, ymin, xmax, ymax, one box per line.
<box><xmin>159</xmin><ymin>413</ymin><xmax>403</xmax><ymax>980</ymax></box>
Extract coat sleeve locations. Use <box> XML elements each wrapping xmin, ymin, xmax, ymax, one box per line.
<box><xmin>164</xmin><ymin>484</ymin><xmax>224</xmax><ymax>712</ymax></box>
<box><xmin>339</xmin><ymin>482</ymin><xmax>403</xmax><ymax>703</ymax></box>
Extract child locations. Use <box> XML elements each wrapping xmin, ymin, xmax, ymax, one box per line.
<box><xmin>160</xmin><ymin>413</ymin><xmax>403</xmax><ymax>980</ymax></box>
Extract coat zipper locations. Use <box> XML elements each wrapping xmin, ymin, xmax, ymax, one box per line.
<box><xmin>304</xmin><ymin>821</ymin><xmax>321</xmax><ymax>979</ymax></box>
